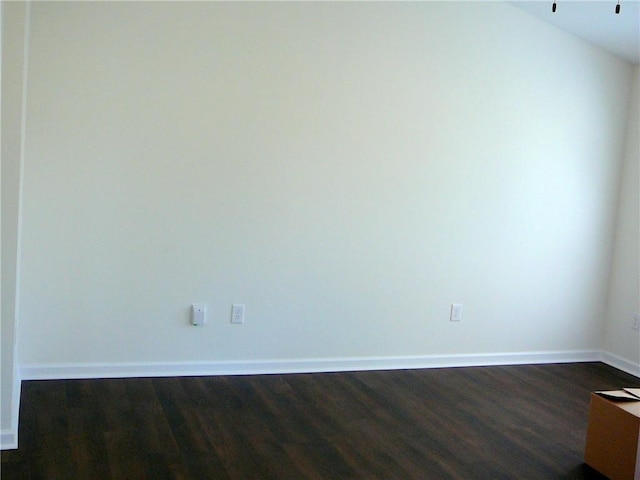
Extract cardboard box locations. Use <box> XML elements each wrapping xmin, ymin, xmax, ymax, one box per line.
<box><xmin>584</xmin><ymin>391</ymin><xmax>640</xmax><ymax>480</ymax></box>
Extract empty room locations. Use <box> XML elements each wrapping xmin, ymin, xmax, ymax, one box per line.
<box><xmin>2</xmin><ymin>1</ymin><xmax>639</xmax><ymax>478</ymax></box>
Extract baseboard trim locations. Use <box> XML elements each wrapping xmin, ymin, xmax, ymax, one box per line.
<box><xmin>600</xmin><ymin>351</ymin><xmax>640</xmax><ymax>378</ymax></box>
<box><xmin>20</xmin><ymin>350</ymin><xmax>602</xmax><ymax>381</ymax></box>
<box><xmin>0</xmin><ymin>429</ymin><xmax>18</xmax><ymax>450</ymax></box>
<box><xmin>1</xmin><ymin>374</ymin><xmax>22</xmax><ymax>450</ymax></box>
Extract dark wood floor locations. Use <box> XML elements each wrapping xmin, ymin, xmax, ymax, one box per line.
<box><xmin>2</xmin><ymin>362</ymin><xmax>638</xmax><ymax>479</ymax></box>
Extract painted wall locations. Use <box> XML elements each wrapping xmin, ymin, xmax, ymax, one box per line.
<box><xmin>16</xmin><ymin>3</ymin><xmax>633</xmax><ymax>371</ymax></box>
<box><xmin>1</xmin><ymin>1</ymin><xmax>28</xmax><ymax>448</ymax></box>
<box><xmin>604</xmin><ymin>65</ymin><xmax>640</xmax><ymax>368</ymax></box>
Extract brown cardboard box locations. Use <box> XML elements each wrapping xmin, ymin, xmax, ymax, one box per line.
<box><xmin>584</xmin><ymin>391</ymin><xmax>640</xmax><ymax>480</ymax></box>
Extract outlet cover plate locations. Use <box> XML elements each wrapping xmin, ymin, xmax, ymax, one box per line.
<box><xmin>450</xmin><ymin>304</ymin><xmax>463</xmax><ymax>322</ymax></box>
<box><xmin>231</xmin><ymin>304</ymin><xmax>245</xmax><ymax>324</ymax></box>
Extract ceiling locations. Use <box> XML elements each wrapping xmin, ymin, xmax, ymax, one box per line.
<box><xmin>510</xmin><ymin>0</ymin><xmax>640</xmax><ymax>64</ymax></box>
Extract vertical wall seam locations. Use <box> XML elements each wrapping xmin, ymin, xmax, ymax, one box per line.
<box><xmin>11</xmin><ymin>0</ymin><xmax>31</xmax><ymax>444</ymax></box>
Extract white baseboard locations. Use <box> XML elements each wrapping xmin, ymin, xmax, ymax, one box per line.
<box><xmin>0</xmin><ymin>430</ymin><xmax>18</xmax><ymax>450</ymax></box>
<box><xmin>0</xmin><ymin>375</ymin><xmax>22</xmax><ymax>450</ymax></box>
<box><xmin>20</xmin><ymin>349</ymin><xmax>602</xmax><ymax>380</ymax></box>
<box><xmin>600</xmin><ymin>351</ymin><xmax>640</xmax><ymax>378</ymax></box>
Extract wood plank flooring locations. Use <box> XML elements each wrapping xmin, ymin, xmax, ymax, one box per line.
<box><xmin>2</xmin><ymin>362</ymin><xmax>638</xmax><ymax>479</ymax></box>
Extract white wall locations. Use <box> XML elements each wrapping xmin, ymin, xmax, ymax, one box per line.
<box><xmin>15</xmin><ymin>2</ymin><xmax>634</xmax><ymax>373</ymax></box>
<box><xmin>604</xmin><ymin>66</ymin><xmax>640</xmax><ymax>371</ymax></box>
<box><xmin>1</xmin><ymin>1</ymin><xmax>28</xmax><ymax>448</ymax></box>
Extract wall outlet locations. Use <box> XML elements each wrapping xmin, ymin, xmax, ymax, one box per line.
<box><xmin>632</xmin><ymin>314</ymin><xmax>640</xmax><ymax>331</ymax></box>
<box><xmin>231</xmin><ymin>304</ymin><xmax>245</xmax><ymax>324</ymax></box>
<box><xmin>191</xmin><ymin>304</ymin><xmax>206</xmax><ymax>326</ymax></box>
<box><xmin>450</xmin><ymin>304</ymin><xmax>463</xmax><ymax>322</ymax></box>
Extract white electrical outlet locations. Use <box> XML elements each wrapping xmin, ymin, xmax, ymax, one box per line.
<box><xmin>231</xmin><ymin>304</ymin><xmax>245</xmax><ymax>324</ymax></box>
<box><xmin>450</xmin><ymin>304</ymin><xmax>463</xmax><ymax>322</ymax></box>
<box><xmin>632</xmin><ymin>314</ymin><xmax>640</xmax><ymax>331</ymax></box>
<box><xmin>191</xmin><ymin>304</ymin><xmax>206</xmax><ymax>326</ymax></box>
